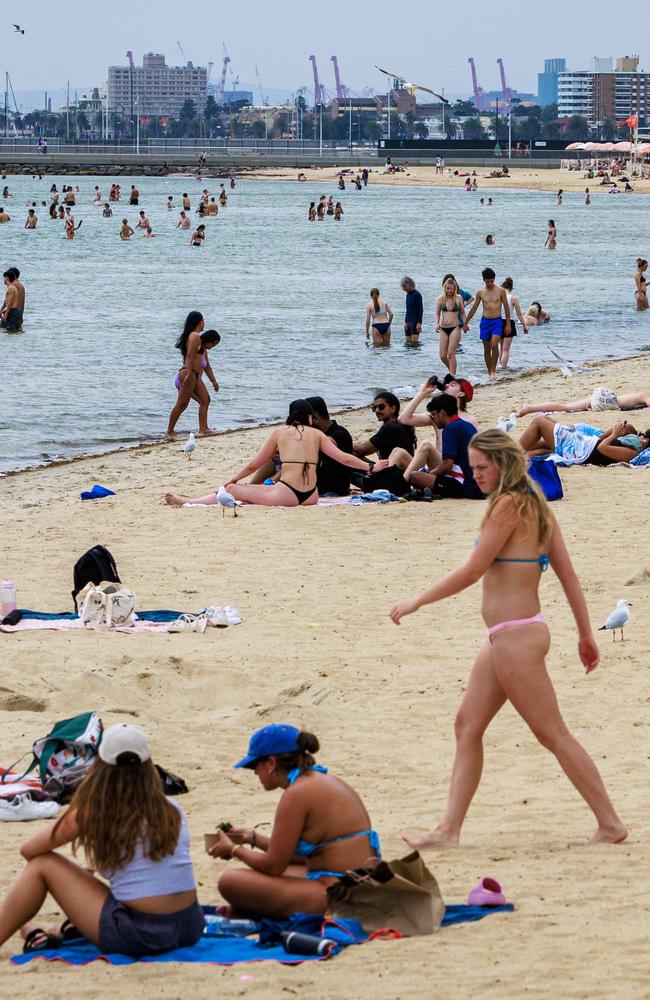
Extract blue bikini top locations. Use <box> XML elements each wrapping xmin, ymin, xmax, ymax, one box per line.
<box><xmin>288</xmin><ymin>766</ymin><xmax>382</xmax><ymax>859</ymax></box>
<box><xmin>474</xmin><ymin>539</ymin><xmax>549</xmax><ymax>572</ymax></box>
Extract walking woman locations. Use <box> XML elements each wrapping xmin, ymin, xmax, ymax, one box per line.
<box><xmin>165</xmin><ymin>399</ymin><xmax>373</xmax><ymax>508</ymax></box>
<box><xmin>0</xmin><ymin>725</ymin><xmax>203</xmax><ymax>957</ymax></box>
<box><xmin>207</xmin><ymin>725</ymin><xmax>381</xmax><ymax>918</ymax></box>
<box><xmin>435</xmin><ymin>276</ymin><xmax>468</xmax><ymax>376</ymax></box>
<box><xmin>499</xmin><ymin>277</ymin><xmax>528</xmax><ymax>369</ymax></box>
<box><xmin>634</xmin><ymin>258</ymin><xmax>648</xmax><ymax>310</ymax></box>
<box><xmin>364</xmin><ymin>288</ymin><xmax>394</xmax><ymax>347</ymax></box>
<box><xmin>166</xmin><ymin>311</ymin><xmax>220</xmax><ymax>435</ymax></box>
<box><xmin>545</xmin><ymin>219</ymin><xmax>557</xmax><ymax>250</ymax></box>
<box><xmin>389</xmin><ymin>430</ymin><xmax>627</xmax><ymax>847</ymax></box>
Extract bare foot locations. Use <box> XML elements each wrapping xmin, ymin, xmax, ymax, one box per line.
<box><xmin>164</xmin><ymin>493</ymin><xmax>189</xmax><ymax>506</ymax></box>
<box><xmin>199</xmin><ymin>428</ymin><xmax>218</xmax><ymax>436</ymax></box>
<box><xmin>402</xmin><ymin>828</ymin><xmax>460</xmax><ymax>850</ymax></box>
<box><xmin>588</xmin><ymin>823</ymin><xmax>628</xmax><ymax>845</ymax></box>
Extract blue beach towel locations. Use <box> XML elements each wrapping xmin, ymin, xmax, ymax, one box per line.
<box><xmin>19</xmin><ymin>609</ymin><xmax>188</xmax><ymax>623</ymax></box>
<box><xmin>11</xmin><ymin>904</ymin><xmax>514</xmax><ymax>967</ymax></box>
<box><xmin>80</xmin><ymin>485</ymin><xmax>116</xmax><ymax>501</ymax></box>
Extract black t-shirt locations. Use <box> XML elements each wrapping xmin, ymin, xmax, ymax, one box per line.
<box><xmin>370</xmin><ymin>420</ymin><xmax>417</xmax><ymax>459</ymax></box>
<box><xmin>318</xmin><ymin>420</ymin><xmax>354</xmax><ymax>495</ymax></box>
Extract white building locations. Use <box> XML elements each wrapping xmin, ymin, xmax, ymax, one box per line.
<box><xmin>558</xmin><ymin>56</ymin><xmax>650</xmax><ymax>127</ymax></box>
<box><xmin>108</xmin><ymin>53</ymin><xmax>207</xmax><ymax>117</ymax></box>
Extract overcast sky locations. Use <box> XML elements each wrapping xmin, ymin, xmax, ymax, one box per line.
<box><xmin>6</xmin><ymin>0</ymin><xmax>650</xmax><ymax>98</ymax></box>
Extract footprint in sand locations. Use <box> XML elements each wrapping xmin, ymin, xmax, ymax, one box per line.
<box><xmin>0</xmin><ymin>688</ymin><xmax>47</xmax><ymax>712</ymax></box>
<box><xmin>625</xmin><ymin>568</ymin><xmax>650</xmax><ymax>585</ymax></box>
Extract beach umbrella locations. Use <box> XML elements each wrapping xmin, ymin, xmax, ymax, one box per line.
<box><xmin>613</xmin><ymin>141</ymin><xmax>632</xmax><ymax>151</ymax></box>
<box><xmin>565</xmin><ymin>142</ymin><xmax>586</xmax><ymax>150</ymax></box>
<box><xmin>583</xmin><ymin>142</ymin><xmax>599</xmax><ymax>151</ymax></box>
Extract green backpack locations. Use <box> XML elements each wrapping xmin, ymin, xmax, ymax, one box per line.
<box><xmin>2</xmin><ymin>712</ymin><xmax>103</xmax><ymax>798</ymax></box>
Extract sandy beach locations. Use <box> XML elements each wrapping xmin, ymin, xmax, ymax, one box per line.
<box><xmin>1</xmin><ymin>354</ymin><xmax>649</xmax><ymax>998</ymax></box>
<box><xmin>247</xmin><ymin>162</ymin><xmax>650</xmax><ymax>196</ymax></box>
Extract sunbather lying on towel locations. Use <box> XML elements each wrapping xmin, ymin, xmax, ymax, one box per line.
<box><xmin>207</xmin><ymin>724</ymin><xmax>381</xmax><ymax>919</ymax></box>
<box><xmin>520</xmin><ymin>416</ymin><xmax>650</xmax><ymax>465</ymax></box>
<box><xmin>517</xmin><ymin>387</ymin><xmax>650</xmax><ymax>418</ymax></box>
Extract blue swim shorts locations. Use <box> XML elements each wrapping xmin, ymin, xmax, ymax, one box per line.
<box><xmin>479</xmin><ymin>317</ymin><xmax>503</xmax><ymax>341</ymax></box>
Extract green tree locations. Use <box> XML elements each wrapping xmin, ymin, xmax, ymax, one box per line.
<box><xmin>600</xmin><ymin>117</ymin><xmax>616</xmax><ymax>141</ymax></box>
<box><xmin>462</xmin><ymin>116</ymin><xmax>487</xmax><ymax>140</ymax></box>
<box><xmin>414</xmin><ymin>121</ymin><xmax>429</xmax><ymax>139</ymax></box>
<box><xmin>180</xmin><ymin>99</ymin><xmax>197</xmax><ymax>123</ymax></box>
<box><xmin>565</xmin><ymin>115</ymin><xmax>590</xmax><ymax>140</ymax></box>
<box><xmin>445</xmin><ymin>117</ymin><xmax>459</xmax><ymax>140</ymax></box>
<box><xmin>452</xmin><ymin>99</ymin><xmax>477</xmax><ymax>117</ymax></box>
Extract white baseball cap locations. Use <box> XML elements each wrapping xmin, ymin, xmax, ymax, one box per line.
<box><xmin>99</xmin><ymin>724</ymin><xmax>151</xmax><ymax>765</ymax></box>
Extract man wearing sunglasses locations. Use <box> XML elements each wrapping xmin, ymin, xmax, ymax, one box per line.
<box><xmin>353</xmin><ymin>392</ymin><xmax>417</xmax><ymax>461</ymax></box>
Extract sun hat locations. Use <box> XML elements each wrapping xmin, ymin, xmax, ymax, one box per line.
<box><xmin>99</xmin><ymin>724</ymin><xmax>151</xmax><ymax>765</ymax></box>
<box><xmin>234</xmin><ymin>724</ymin><xmax>301</xmax><ymax>769</ymax></box>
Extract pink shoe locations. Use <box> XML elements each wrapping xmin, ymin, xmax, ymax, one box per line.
<box><xmin>467</xmin><ymin>877</ymin><xmax>506</xmax><ymax>906</ymax></box>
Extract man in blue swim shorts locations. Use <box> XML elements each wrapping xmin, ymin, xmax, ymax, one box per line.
<box><xmin>465</xmin><ymin>267</ymin><xmax>511</xmax><ymax>380</ymax></box>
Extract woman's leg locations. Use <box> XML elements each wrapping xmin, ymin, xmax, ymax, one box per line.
<box><xmin>403</xmin><ymin>640</ymin><xmax>507</xmax><ymax>848</ymax></box>
<box><xmin>516</xmin><ymin>399</ymin><xmax>591</xmax><ymax>417</ymax></box>
<box><xmin>500</xmin><ymin>335</ymin><xmax>512</xmax><ymax>368</ymax></box>
<box><xmin>164</xmin><ymin>491</ymin><xmax>218</xmax><ymax>506</ymax></box>
<box><xmin>491</xmin><ymin>626</ymin><xmax>627</xmax><ymax>843</ymax></box>
<box><xmin>446</xmin><ymin>328</ymin><xmax>461</xmax><ymax>376</ymax></box>
<box><xmin>0</xmin><ymin>853</ymin><xmax>109</xmax><ymax>948</ymax></box>
<box><xmin>519</xmin><ymin>415</ymin><xmax>558</xmax><ymax>452</ymax></box>
<box><xmin>228</xmin><ymin>481</ymin><xmax>312</xmax><ymax>507</ymax></box>
<box><xmin>192</xmin><ymin>379</ymin><xmax>214</xmax><ymax>435</ymax></box>
<box><xmin>438</xmin><ymin>331</ymin><xmax>449</xmax><ymax>369</ymax></box>
<box><xmin>167</xmin><ymin>371</ymin><xmax>197</xmax><ymax>435</ymax></box>
<box><xmin>218</xmin><ymin>867</ymin><xmax>327</xmax><ymax>919</ymax></box>
<box><xmin>371</xmin><ymin>329</ymin><xmax>391</xmax><ymax>347</ymax></box>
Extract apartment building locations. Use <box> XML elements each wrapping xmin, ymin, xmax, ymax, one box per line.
<box><xmin>558</xmin><ymin>56</ymin><xmax>650</xmax><ymax>126</ymax></box>
<box><xmin>108</xmin><ymin>53</ymin><xmax>207</xmax><ymax>117</ymax></box>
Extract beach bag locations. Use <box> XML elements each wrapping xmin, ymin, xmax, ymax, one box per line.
<box><xmin>326</xmin><ymin>852</ymin><xmax>444</xmax><ymax>937</ymax></box>
<box><xmin>528</xmin><ymin>457</ymin><xmax>563</xmax><ymax>501</ymax></box>
<box><xmin>72</xmin><ymin>545</ymin><xmax>121</xmax><ymax>610</ymax></box>
<box><xmin>1</xmin><ymin>711</ymin><xmax>103</xmax><ymax>798</ymax></box>
<box><xmin>76</xmin><ymin>581</ymin><xmax>136</xmax><ymax>628</ymax></box>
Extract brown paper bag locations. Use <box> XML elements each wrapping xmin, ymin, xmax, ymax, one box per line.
<box><xmin>326</xmin><ymin>851</ymin><xmax>444</xmax><ymax>936</ymax></box>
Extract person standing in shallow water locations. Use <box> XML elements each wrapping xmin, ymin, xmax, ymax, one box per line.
<box><xmin>167</xmin><ymin>311</ymin><xmax>220</xmax><ymax>436</ymax></box>
<box><xmin>390</xmin><ymin>430</ymin><xmax>627</xmax><ymax>849</ymax></box>
<box><xmin>545</xmin><ymin>219</ymin><xmax>557</xmax><ymax>250</ymax></box>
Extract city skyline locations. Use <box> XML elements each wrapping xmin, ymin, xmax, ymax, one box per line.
<box><xmin>5</xmin><ymin>0</ymin><xmax>650</xmax><ymax>103</ymax></box>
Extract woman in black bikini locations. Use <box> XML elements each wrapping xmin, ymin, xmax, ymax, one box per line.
<box><xmin>435</xmin><ymin>277</ymin><xmax>468</xmax><ymax>376</ymax></box>
<box><xmin>164</xmin><ymin>400</ymin><xmax>373</xmax><ymax>509</ymax></box>
<box><xmin>635</xmin><ymin>258</ymin><xmax>648</xmax><ymax>311</ymax></box>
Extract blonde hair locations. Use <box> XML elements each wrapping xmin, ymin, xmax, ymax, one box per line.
<box><xmin>370</xmin><ymin>288</ymin><xmax>381</xmax><ymax>313</ymax></box>
<box><xmin>470</xmin><ymin>429</ymin><xmax>554</xmax><ymax>546</ymax></box>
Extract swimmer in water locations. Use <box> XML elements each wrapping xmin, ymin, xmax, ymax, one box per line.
<box><xmin>635</xmin><ymin>258</ymin><xmax>648</xmax><ymax>311</ymax></box>
<box><xmin>230</xmin><ymin>176</ymin><xmax>236</xmax><ymax>188</ymax></box>
<box><xmin>190</xmin><ymin>224</ymin><xmax>206</xmax><ymax>246</ymax></box>
<box><xmin>334</xmin><ymin>202</ymin><xmax>343</xmax><ymax>220</ymax></box>
<box><xmin>167</xmin><ymin>196</ymin><xmax>175</xmax><ymax>209</ymax></box>
<box><xmin>182</xmin><ymin>193</ymin><xmax>191</xmax><ymax>210</ymax></box>
<box><xmin>143</xmin><ymin>226</ymin><xmax>155</xmax><ymax>238</ymax></box>
<box><xmin>557</xmin><ymin>189</ymin><xmax>563</xmax><ymax>205</ymax></box>
<box><xmin>308</xmin><ymin>202</ymin><xmax>316</xmax><ymax>221</ymax></box>
<box><xmin>176</xmin><ymin>211</ymin><xmax>191</xmax><ymax>230</ymax></box>
<box><xmin>24</xmin><ymin>209</ymin><xmax>37</xmax><ymax>229</ymax></box>
<box><xmin>219</xmin><ymin>187</ymin><xmax>227</xmax><ymax>207</ymax></box>
<box><xmin>326</xmin><ymin>195</ymin><xmax>334</xmax><ymax>215</ymax></box>
<box><xmin>135</xmin><ymin>210</ymin><xmax>150</xmax><ymax>229</ymax></box>
<box><xmin>65</xmin><ymin>216</ymin><xmax>82</xmax><ymax>239</ymax></box>
<box><xmin>166</xmin><ymin>311</ymin><xmax>220</xmax><ymax>435</ymax></box>
<box><xmin>93</xmin><ymin>185</ymin><xmax>102</xmax><ymax>204</ymax></box>
<box><xmin>120</xmin><ymin>219</ymin><xmax>134</xmax><ymax>240</ymax></box>
<box><xmin>365</xmin><ymin>288</ymin><xmax>394</xmax><ymax>347</ymax></box>
<box><xmin>545</xmin><ymin>219</ymin><xmax>557</xmax><ymax>250</ymax></box>
<box><xmin>485</xmin><ymin>234</ymin><xmax>495</xmax><ymax>245</ymax></box>
<box><xmin>102</xmin><ymin>203</ymin><xmax>113</xmax><ymax>218</ymax></box>
<box><xmin>585</xmin><ymin>188</ymin><xmax>591</xmax><ymax>205</ymax></box>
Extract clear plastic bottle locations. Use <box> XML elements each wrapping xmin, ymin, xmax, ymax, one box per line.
<box><xmin>0</xmin><ymin>581</ymin><xmax>16</xmax><ymax>617</ymax></box>
<box><xmin>203</xmin><ymin>915</ymin><xmax>260</xmax><ymax>937</ymax></box>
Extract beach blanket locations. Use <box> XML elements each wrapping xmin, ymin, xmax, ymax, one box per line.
<box><xmin>1</xmin><ymin>608</ymin><xmax>242</xmax><ymax>635</ymax></box>
<box><xmin>12</xmin><ymin>904</ymin><xmax>514</xmax><ymax>967</ymax></box>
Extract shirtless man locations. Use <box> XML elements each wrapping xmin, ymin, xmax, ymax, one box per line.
<box><xmin>24</xmin><ymin>208</ymin><xmax>38</xmax><ymax>229</ymax></box>
<box><xmin>1</xmin><ymin>270</ymin><xmax>23</xmax><ymax>331</ymax></box>
<box><xmin>11</xmin><ymin>267</ymin><xmax>26</xmax><ymax>320</ymax></box>
<box><xmin>176</xmin><ymin>211</ymin><xmax>191</xmax><ymax>230</ymax></box>
<box><xmin>207</xmin><ymin>197</ymin><xmax>219</xmax><ymax>216</ymax></box>
<box><xmin>136</xmin><ymin>210</ymin><xmax>150</xmax><ymax>229</ymax></box>
<box><xmin>465</xmin><ymin>267</ymin><xmax>510</xmax><ymax>380</ymax></box>
<box><xmin>182</xmin><ymin>193</ymin><xmax>191</xmax><ymax>210</ymax></box>
<box><xmin>0</xmin><ymin>206</ymin><xmax>10</xmax><ymax>223</ymax></box>
<box><xmin>64</xmin><ymin>188</ymin><xmax>76</xmax><ymax>206</ymax></box>
<box><xmin>129</xmin><ymin>184</ymin><xmax>139</xmax><ymax>206</ymax></box>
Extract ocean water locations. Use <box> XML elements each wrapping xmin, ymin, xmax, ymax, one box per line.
<box><xmin>1</xmin><ymin>173</ymin><xmax>649</xmax><ymax>474</ymax></box>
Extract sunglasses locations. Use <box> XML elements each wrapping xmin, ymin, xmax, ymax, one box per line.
<box><xmin>371</xmin><ymin>403</ymin><xmax>387</xmax><ymax>412</ymax></box>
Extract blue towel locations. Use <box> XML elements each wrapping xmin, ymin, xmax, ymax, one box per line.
<box><xmin>11</xmin><ymin>904</ymin><xmax>514</xmax><ymax>966</ymax></box>
<box><xmin>80</xmin><ymin>484</ymin><xmax>116</xmax><ymax>501</ymax></box>
<box><xmin>19</xmin><ymin>609</ymin><xmax>187</xmax><ymax>623</ymax></box>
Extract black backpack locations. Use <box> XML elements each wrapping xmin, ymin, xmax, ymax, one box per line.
<box><xmin>72</xmin><ymin>545</ymin><xmax>121</xmax><ymax>611</ymax></box>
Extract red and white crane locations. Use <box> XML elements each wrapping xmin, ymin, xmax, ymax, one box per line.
<box><xmin>468</xmin><ymin>57</ymin><xmax>488</xmax><ymax>111</ymax></box>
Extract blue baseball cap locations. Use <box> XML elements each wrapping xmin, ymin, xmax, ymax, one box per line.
<box><xmin>233</xmin><ymin>724</ymin><xmax>301</xmax><ymax>769</ymax></box>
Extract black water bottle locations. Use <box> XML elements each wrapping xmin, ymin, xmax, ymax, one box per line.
<box><xmin>281</xmin><ymin>931</ymin><xmax>336</xmax><ymax>956</ymax></box>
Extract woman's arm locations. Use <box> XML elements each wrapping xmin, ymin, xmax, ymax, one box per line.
<box><xmin>364</xmin><ymin>304</ymin><xmax>371</xmax><ymax>338</ymax></box>
<box><xmin>385</xmin><ymin>301</ymin><xmax>394</xmax><ymax>324</ymax></box>
<box><xmin>512</xmin><ymin>295</ymin><xmax>528</xmax><ymax>331</ymax></box>
<box><xmin>319</xmin><ymin>432</ymin><xmax>374</xmax><ymax>471</ymax></box>
<box><xmin>465</xmin><ymin>291</ymin><xmax>482</xmax><ymax>323</ymax></box>
<box><xmin>435</xmin><ymin>296</ymin><xmax>442</xmax><ymax>330</ymax></box>
<box><xmin>203</xmin><ymin>357</ymin><xmax>219</xmax><ymax>391</ymax></box>
<box><xmin>390</xmin><ymin>497</ymin><xmax>517</xmax><ymax>623</ymax></box>
<box><xmin>209</xmin><ymin>794</ymin><xmax>308</xmax><ymax>876</ymax></box>
<box><xmin>458</xmin><ymin>296</ymin><xmax>469</xmax><ymax>331</ymax></box>
<box><xmin>21</xmin><ymin>808</ymin><xmax>79</xmax><ymax>860</ymax></box>
<box><xmin>227</xmin><ymin>431</ymin><xmax>280</xmax><ymax>484</ymax></box>
<box><xmin>547</xmin><ymin>519</ymin><xmax>599</xmax><ymax>671</ymax></box>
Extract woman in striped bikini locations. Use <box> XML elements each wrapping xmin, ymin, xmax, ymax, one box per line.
<box><xmin>390</xmin><ymin>429</ymin><xmax>626</xmax><ymax>848</ymax></box>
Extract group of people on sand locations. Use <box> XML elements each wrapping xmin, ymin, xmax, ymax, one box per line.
<box><xmin>0</xmin><ymin>415</ymin><xmax>628</xmax><ymax>958</ymax></box>
<box><xmin>308</xmin><ymin>194</ymin><xmax>343</xmax><ymax>221</ymax></box>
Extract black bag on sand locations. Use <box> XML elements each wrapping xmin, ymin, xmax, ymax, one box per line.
<box><xmin>350</xmin><ymin>466</ymin><xmax>411</xmax><ymax>497</ymax></box>
<box><xmin>72</xmin><ymin>546</ymin><xmax>121</xmax><ymax>611</ymax></box>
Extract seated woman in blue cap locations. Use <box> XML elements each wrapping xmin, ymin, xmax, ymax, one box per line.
<box><xmin>208</xmin><ymin>724</ymin><xmax>381</xmax><ymax>918</ymax></box>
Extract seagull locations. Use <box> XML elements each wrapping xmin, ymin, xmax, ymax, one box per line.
<box><xmin>180</xmin><ymin>432</ymin><xmax>196</xmax><ymax>460</ymax></box>
<box><xmin>598</xmin><ymin>599</ymin><xmax>632</xmax><ymax>641</ymax></box>
<box><xmin>13</xmin><ymin>24</ymin><xmax>25</xmax><ymax>33</ymax></box>
<box><xmin>547</xmin><ymin>346</ymin><xmax>591</xmax><ymax>379</ymax></box>
<box><xmin>216</xmin><ymin>485</ymin><xmax>242</xmax><ymax>518</ymax></box>
<box><xmin>375</xmin><ymin>66</ymin><xmax>449</xmax><ymax>103</ymax></box>
<box><xmin>497</xmin><ymin>412</ymin><xmax>517</xmax><ymax>432</ymax></box>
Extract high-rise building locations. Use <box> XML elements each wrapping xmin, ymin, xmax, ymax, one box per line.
<box><xmin>108</xmin><ymin>53</ymin><xmax>207</xmax><ymax>117</ymax></box>
<box><xmin>537</xmin><ymin>58</ymin><xmax>566</xmax><ymax>106</ymax></box>
<box><xmin>558</xmin><ymin>57</ymin><xmax>650</xmax><ymax>126</ymax></box>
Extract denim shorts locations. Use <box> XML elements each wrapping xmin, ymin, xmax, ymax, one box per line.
<box><xmin>99</xmin><ymin>895</ymin><xmax>204</xmax><ymax>957</ymax></box>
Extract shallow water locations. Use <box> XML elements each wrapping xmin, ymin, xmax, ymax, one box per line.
<box><xmin>1</xmin><ymin>174</ymin><xmax>648</xmax><ymax>473</ymax></box>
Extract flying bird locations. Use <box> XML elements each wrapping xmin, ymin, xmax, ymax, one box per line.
<box><xmin>497</xmin><ymin>412</ymin><xmax>517</xmax><ymax>433</ymax></box>
<box><xmin>547</xmin><ymin>346</ymin><xmax>591</xmax><ymax>379</ymax></box>
<box><xmin>180</xmin><ymin>432</ymin><xmax>196</xmax><ymax>460</ymax></box>
<box><xmin>598</xmin><ymin>599</ymin><xmax>632</xmax><ymax>641</ymax></box>
<box><xmin>13</xmin><ymin>24</ymin><xmax>25</xmax><ymax>33</ymax></box>
<box><xmin>217</xmin><ymin>485</ymin><xmax>242</xmax><ymax>518</ymax></box>
<box><xmin>375</xmin><ymin>65</ymin><xmax>449</xmax><ymax>103</ymax></box>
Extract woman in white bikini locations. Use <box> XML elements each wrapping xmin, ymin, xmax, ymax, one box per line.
<box><xmin>364</xmin><ymin>288</ymin><xmax>394</xmax><ymax>347</ymax></box>
<box><xmin>390</xmin><ymin>430</ymin><xmax>626</xmax><ymax>848</ymax></box>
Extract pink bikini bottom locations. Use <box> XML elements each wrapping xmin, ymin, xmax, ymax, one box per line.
<box><xmin>487</xmin><ymin>612</ymin><xmax>547</xmax><ymax>640</ymax></box>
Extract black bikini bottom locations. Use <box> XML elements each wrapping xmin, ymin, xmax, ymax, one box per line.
<box><xmin>279</xmin><ymin>480</ymin><xmax>317</xmax><ymax>505</ymax></box>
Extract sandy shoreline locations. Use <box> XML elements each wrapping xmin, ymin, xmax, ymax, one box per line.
<box><xmin>2</xmin><ymin>355</ymin><xmax>649</xmax><ymax>997</ymax></box>
<box><xmin>245</xmin><ymin>163</ymin><xmax>650</xmax><ymax>196</ymax></box>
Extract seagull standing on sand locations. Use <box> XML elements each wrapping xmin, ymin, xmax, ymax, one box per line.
<box><xmin>598</xmin><ymin>599</ymin><xmax>632</xmax><ymax>641</ymax></box>
<box><xmin>181</xmin><ymin>432</ymin><xmax>196</xmax><ymax>460</ymax></box>
<box><xmin>497</xmin><ymin>412</ymin><xmax>517</xmax><ymax>432</ymax></box>
<box><xmin>217</xmin><ymin>486</ymin><xmax>242</xmax><ymax>518</ymax></box>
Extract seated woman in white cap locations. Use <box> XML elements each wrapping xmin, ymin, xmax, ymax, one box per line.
<box><xmin>0</xmin><ymin>724</ymin><xmax>204</xmax><ymax>957</ymax></box>
<box><xmin>207</xmin><ymin>724</ymin><xmax>381</xmax><ymax>918</ymax></box>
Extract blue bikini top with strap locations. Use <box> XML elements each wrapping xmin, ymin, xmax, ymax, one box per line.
<box><xmin>474</xmin><ymin>539</ymin><xmax>549</xmax><ymax>572</ymax></box>
<box><xmin>288</xmin><ymin>766</ymin><xmax>382</xmax><ymax>859</ymax></box>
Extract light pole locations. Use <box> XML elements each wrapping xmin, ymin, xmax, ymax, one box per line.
<box><xmin>319</xmin><ymin>102</ymin><xmax>323</xmax><ymax>158</ymax></box>
<box><xmin>387</xmin><ymin>86</ymin><xmax>391</xmax><ymax>141</ymax></box>
<box><xmin>442</xmin><ymin>87</ymin><xmax>445</xmax><ymax>137</ymax></box>
<box><xmin>135</xmin><ymin>97</ymin><xmax>140</xmax><ymax>154</ymax></box>
<box><xmin>349</xmin><ymin>96</ymin><xmax>352</xmax><ymax>148</ymax></box>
